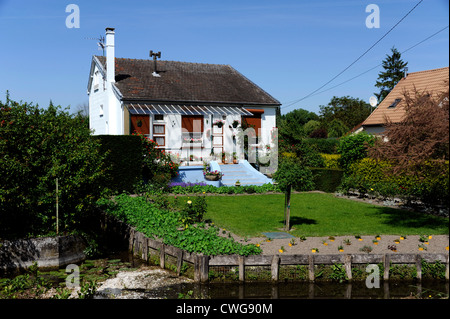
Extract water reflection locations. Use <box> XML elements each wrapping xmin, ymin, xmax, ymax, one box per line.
<box><xmin>96</xmin><ymin>280</ymin><xmax>449</xmax><ymax>299</ymax></box>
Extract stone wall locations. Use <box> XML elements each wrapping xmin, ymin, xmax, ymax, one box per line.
<box><xmin>0</xmin><ymin>235</ymin><xmax>86</xmax><ymax>275</ymax></box>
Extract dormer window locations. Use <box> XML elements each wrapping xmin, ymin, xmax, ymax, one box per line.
<box><xmin>388</xmin><ymin>98</ymin><xmax>401</xmax><ymax>108</ymax></box>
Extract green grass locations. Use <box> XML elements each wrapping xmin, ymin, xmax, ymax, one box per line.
<box><xmin>204</xmin><ymin>193</ymin><xmax>449</xmax><ymax>237</ymax></box>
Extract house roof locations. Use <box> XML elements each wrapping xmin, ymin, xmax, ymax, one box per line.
<box><xmin>94</xmin><ymin>56</ymin><xmax>281</xmax><ymax>106</ymax></box>
<box><xmin>363</xmin><ymin>66</ymin><xmax>449</xmax><ymax>126</ymax></box>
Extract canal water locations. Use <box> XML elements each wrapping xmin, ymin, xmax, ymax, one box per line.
<box><xmin>92</xmin><ymin>251</ymin><xmax>449</xmax><ymax>300</ymax></box>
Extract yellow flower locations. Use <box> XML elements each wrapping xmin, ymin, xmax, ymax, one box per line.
<box><xmin>278</xmin><ymin>249</ymin><xmax>283</xmax><ymax>253</ymax></box>
<box><xmin>187</xmin><ymin>200</ymin><xmax>192</xmax><ymax>204</ymax></box>
<box><xmin>202</xmin><ymin>191</ymin><xmax>206</xmax><ymax>194</ymax></box>
<box><xmin>256</xmin><ymin>244</ymin><xmax>260</xmax><ymax>247</ymax></box>
<box><xmin>428</xmin><ymin>235</ymin><xmax>433</xmax><ymax>239</ymax></box>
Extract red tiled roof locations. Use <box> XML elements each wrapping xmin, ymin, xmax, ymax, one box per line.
<box><xmin>363</xmin><ymin>66</ymin><xmax>449</xmax><ymax>126</ymax></box>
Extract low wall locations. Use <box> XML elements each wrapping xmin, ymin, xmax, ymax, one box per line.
<box><xmin>102</xmin><ymin>213</ymin><xmax>449</xmax><ymax>283</ymax></box>
<box><xmin>0</xmin><ymin>235</ymin><xmax>86</xmax><ymax>275</ymax></box>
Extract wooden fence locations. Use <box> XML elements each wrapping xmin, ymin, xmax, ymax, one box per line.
<box><xmin>104</xmin><ymin>214</ymin><xmax>449</xmax><ymax>283</ymax></box>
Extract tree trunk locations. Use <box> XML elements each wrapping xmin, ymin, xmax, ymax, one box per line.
<box><xmin>285</xmin><ymin>184</ymin><xmax>291</xmax><ymax>231</ymax></box>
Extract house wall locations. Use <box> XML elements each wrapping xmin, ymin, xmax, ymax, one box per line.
<box><xmin>89</xmin><ymin>64</ymin><xmax>109</xmax><ymax>135</ymax></box>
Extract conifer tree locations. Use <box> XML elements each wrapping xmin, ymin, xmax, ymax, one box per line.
<box><xmin>374</xmin><ymin>47</ymin><xmax>408</xmax><ymax>102</ymax></box>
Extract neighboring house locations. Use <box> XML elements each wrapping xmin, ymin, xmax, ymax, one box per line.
<box><xmin>362</xmin><ymin>66</ymin><xmax>449</xmax><ymax>135</ymax></box>
<box><xmin>87</xmin><ymin>28</ymin><xmax>280</xmax><ymax>163</ymax></box>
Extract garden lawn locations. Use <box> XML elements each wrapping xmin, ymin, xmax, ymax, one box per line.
<box><xmin>204</xmin><ymin>193</ymin><xmax>449</xmax><ymax>237</ymax></box>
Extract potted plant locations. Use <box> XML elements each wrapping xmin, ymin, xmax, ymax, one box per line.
<box><xmin>213</xmin><ymin>119</ymin><xmax>225</xmax><ymax>128</ymax></box>
<box><xmin>235</xmin><ymin>180</ymin><xmax>241</xmax><ymax>187</ymax></box>
<box><xmin>232</xmin><ymin>152</ymin><xmax>238</xmax><ymax>164</ymax></box>
<box><xmin>221</xmin><ymin>152</ymin><xmax>227</xmax><ymax>163</ymax></box>
<box><xmin>232</xmin><ymin>119</ymin><xmax>240</xmax><ymax>128</ymax></box>
<box><xmin>189</xmin><ymin>154</ymin><xmax>194</xmax><ymax>161</ymax></box>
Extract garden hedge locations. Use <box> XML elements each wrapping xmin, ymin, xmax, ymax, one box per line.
<box><xmin>94</xmin><ymin>135</ymin><xmax>143</xmax><ymax>193</ymax></box>
<box><xmin>311</xmin><ymin>168</ymin><xmax>344</xmax><ymax>193</ymax></box>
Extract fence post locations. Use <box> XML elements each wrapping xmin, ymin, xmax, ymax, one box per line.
<box><xmin>200</xmin><ymin>255</ymin><xmax>209</xmax><ymax>283</ymax></box>
<box><xmin>415</xmin><ymin>254</ymin><xmax>422</xmax><ymax>281</ymax></box>
<box><xmin>176</xmin><ymin>249</ymin><xmax>183</xmax><ymax>276</ymax></box>
<box><xmin>344</xmin><ymin>254</ymin><xmax>352</xmax><ymax>281</ymax></box>
<box><xmin>239</xmin><ymin>256</ymin><xmax>245</xmax><ymax>282</ymax></box>
<box><xmin>271</xmin><ymin>255</ymin><xmax>280</xmax><ymax>281</ymax></box>
<box><xmin>383</xmin><ymin>254</ymin><xmax>390</xmax><ymax>281</ymax></box>
<box><xmin>308</xmin><ymin>255</ymin><xmax>315</xmax><ymax>282</ymax></box>
<box><xmin>159</xmin><ymin>244</ymin><xmax>165</xmax><ymax>269</ymax></box>
<box><xmin>445</xmin><ymin>255</ymin><xmax>449</xmax><ymax>280</ymax></box>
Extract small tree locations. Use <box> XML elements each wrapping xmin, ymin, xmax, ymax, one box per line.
<box><xmin>273</xmin><ymin>158</ymin><xmax>314</xmax><ymax>230</ymax></box>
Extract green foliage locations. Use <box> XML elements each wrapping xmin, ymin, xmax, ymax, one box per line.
<box><xmin>303</xmin><ymin>120</ymin><xmax>322</xmax><ymax>136</ymax></box>
<box><xmin>168</xmin><ymin>183</ymin><xmax>281</xmax><ymax>195</ymax></box>
<box><xmin>272</xmin><ymin>158</ymin><xmax>314</xmax><ymax>192</ymax></box>
<box><xmin>374</xmin><ymin>47</ymin><xmax>408</xmax><ymax>102</ymax></box>
<box><xmin>180</xmin><ymin>195</ymin><xmax>207</xmax><ymax>227</ymax></box>
<box><xmin>327</xmin><ymin>119</ymin><xmax>349</xmax><ymax>138</ymax></box>
<box><xmin>0</xmin><ymin>99</ymin><xmax>108</xmax><ymax>238</ymax></box>
<box><xmin>320</xmin><ymin>153</ymin><xmax>341</xmax><ymax>169</ymax></box>
<box><xmin>311</xmin><ymin>168</ymin><xmax>344</xmax><ymax>193</ymax></box>
<box><xmin>278</xmin><ymin>108</ymin><xmax>320</xmax><ymax>143</ymax></box>
<box><xmin>340</xmin><ymin>158</ymin><xmax>449</xmax><ymax>206</ymax></box>
<box><xmin>304</xmin><ymin>138</ymin><xmax>340</xmax><ymax>154</ymax></box>
<box><xmin>94</xmin><ymin>135</ymin><xmax>143</xmax><ymax>193</ymax></box>
<box><xmin>337</xmin><ymin>132</ymin><xmax>375</xmax><ymax>171</ymax></box>
<box><xmin>98</xmin><ymin>194</ymin><xmax>262</xmax><ymax>256</ymax></box>
<box><xmin>133</xmin><ymin>132</ymin><xmax>180</xmax><ymax>191</ymax></box>
<box><xmin>319</xmin><ymin>96</ymin><xmax>371</xmax><ymax>131</ymax></box>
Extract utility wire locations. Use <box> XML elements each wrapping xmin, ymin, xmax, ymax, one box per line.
<box><xmin>282</xmin><ymin>0</ymin><xmax>424</xmax><ymax>110</ymax></box>
<box><xmin>299</xmin><ymin>25</ymin><xmax>449</xmax><ymax>100</ymax></box>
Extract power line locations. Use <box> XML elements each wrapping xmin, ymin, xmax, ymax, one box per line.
<box><xmin>282</xmin><ymin>0</ymin><xmax>424</xmax><ymax>110</ymax></box>
<box><xmin>298</xmin><ymin>25</ymin><xmax>449</xmax><ymax>100</ymax></box>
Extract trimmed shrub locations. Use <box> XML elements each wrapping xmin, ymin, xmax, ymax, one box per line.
<box><xmin>311</xmin><ymin>168</ymin><xmax>344</xmax><ymax>193</ymax></box>
<box><xmin>341</xmin><ymin>158</ymin><xmax>449</xmax><ymax>206</ymax></box>
<box><xmin>320</xmin><ymin>153</ymin><xmax>341</xmax><ymax>169</ymax></box>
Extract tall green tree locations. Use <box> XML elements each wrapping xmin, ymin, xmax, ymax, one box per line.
<box><xmin>319</xmin><ymin>96</ymin><xmax>371</xmax><ymax>131</ymax></box>
<box><xmin>279</xmin><ymin>108</ymin><xmax>319</xmax><ymax>143</ymax></box>
<box><xmin>374</xmin><ymin>47</ymin><xmax>408</xmax><ymax>102</ymax></box>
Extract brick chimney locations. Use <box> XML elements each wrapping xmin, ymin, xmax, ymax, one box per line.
<box><xmin>105</xmin><ymin>27</ymin><xmax>115</xmax><ymax>83</ymax></box>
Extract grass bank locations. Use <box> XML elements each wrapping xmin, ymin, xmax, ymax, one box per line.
<box><xmin>204</xmin><ymin>193</ymin><xmax>449</xmax><ymax>237</ymax></box>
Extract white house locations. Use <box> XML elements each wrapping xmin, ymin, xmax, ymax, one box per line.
<box><xmin>87</xmin><ymin>28</ymin><xmax>280</xmax><ymax>164</ymax></box>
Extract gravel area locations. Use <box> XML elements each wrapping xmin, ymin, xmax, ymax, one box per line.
<box><xmin>234</xmin><ymin>234</ymin><xmax>449</xmax><ymax>255</ymax></box>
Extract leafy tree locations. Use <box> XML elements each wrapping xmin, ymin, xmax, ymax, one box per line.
<box><xmin>303</xmin><ymin>120</ymin><xmax>322</xmax><ymax>137</ymax></box>
<box><xmin>374</xmin><ymin>47</ymin><xmax>408</xmax><ymax>102</ymax></box>
<box><xmin>0</xmin><ymin>98</ymin><xmax>108</xmax><ymax>238</ymax></box>
<box><xmin>279</xmin><ymin>108</ymin><xmax>319</xmax><ymax>143</ymax></box>
<box><xmin>319</xmin><ymin>96</ymin><xmax>371</xmax><ymax>131</ymax></box>
<box><xmin>273</xmin><ymin>157</ymin><xmax>314</xmax><ymax>230</ymax></box>
<box><xmin>327</xmin><ymin>119</ymin><xmax>349</xmax><ymax>138</ymax></box>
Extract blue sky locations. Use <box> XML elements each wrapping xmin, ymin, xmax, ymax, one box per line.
<box><xmin>0</xmin><ymin>0</ymin><xmax>448</xmax><ymax>115</ymax></box>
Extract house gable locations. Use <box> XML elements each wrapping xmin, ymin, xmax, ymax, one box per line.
<box><xmin>363</xmin><ymin>66</ymin><xmax>449</xmax><ymax>129</ymax></box>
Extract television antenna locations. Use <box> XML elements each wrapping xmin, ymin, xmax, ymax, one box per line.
<box><xmin>85</xmin><ymin>35</ymin><xmax>106</xmax><ymax>56</ymax></box>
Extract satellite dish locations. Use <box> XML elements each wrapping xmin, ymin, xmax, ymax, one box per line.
<box><xmin>369</xmin><ymin>96</ymin><xmax>378</xmax><ymax>107</ymax></box>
